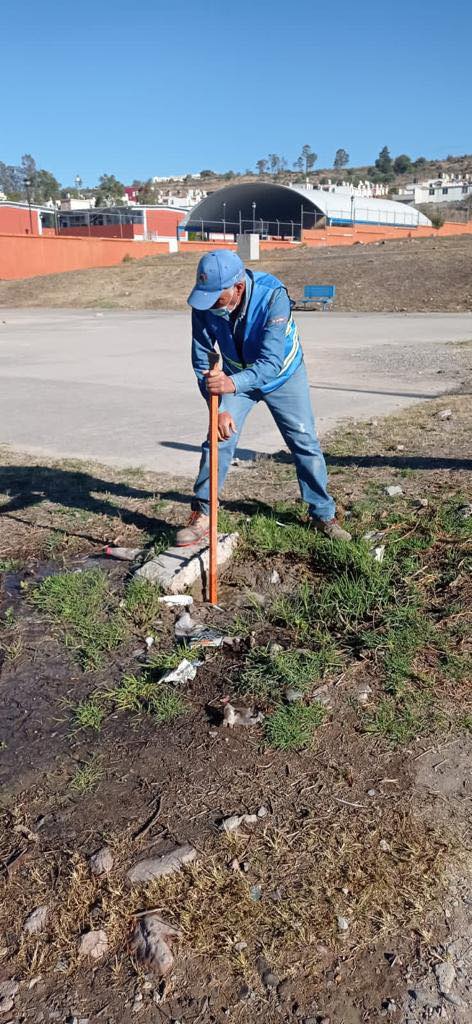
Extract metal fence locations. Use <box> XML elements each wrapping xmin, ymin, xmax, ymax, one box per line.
<box><xmin>184</xmin><ymin>205</ymin><xmax>431</xmax><ymax>240</ymax></box>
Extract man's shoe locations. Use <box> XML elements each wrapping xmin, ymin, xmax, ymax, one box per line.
<box><xmin>176</xmin><ymin>511</ymin><xmax>210</xmax><ymax>547</ymax></box>
<box><xmin>311</xmin><ymin>517</ymin><xmax>352</xmax><ymax>542</ymax></box>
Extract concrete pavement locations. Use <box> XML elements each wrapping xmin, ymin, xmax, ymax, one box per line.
<box><xmin>0</xmin><ymin>309</ymin><xmax>470</xmax><ymax>476</ymax></box>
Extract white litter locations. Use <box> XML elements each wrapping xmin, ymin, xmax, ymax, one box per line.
<box><xmin>438</xmin><ymin>408</ymin><xmax>452</xmax><ymax>420</ymax></box>
<box><xmin>160</xmin><ymin>659</ymin><xmax>198</xmax><ymax>685</ymax></box>
<box><xmin>270</xmin><ymin>569</ymin><xmax>281</xmax><ymax>585</ymax></box>
<box><xmin>385</xmin><ymin>485</ymin><xmax>403</xmax><ymax>497</ymax></box>
<box><xmin>373</xmin><ymin>545</ymin><xmax>385</xmax><ymax>562</ymax></box>
<box><xmin>158</xmin><ymin>595</ymin><xmax>194</xmax><ymax>607</ymax></box>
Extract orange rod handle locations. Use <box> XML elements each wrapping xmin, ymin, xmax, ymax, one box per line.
<box><xmin>208</xmin><ymin>369</ymin><xmax>219</xmax><ymax>605</ymax></box>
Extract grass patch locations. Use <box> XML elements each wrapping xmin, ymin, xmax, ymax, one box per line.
<box><xmin>239</xmin><ymin>643</ymin><xmax>340</xmax><ymax>699</ymax></box>
<box><xmin>102</xmin><ymin>672</ymin><xmax>189</xmax><ymax>723</ymax></box>
<box><xmin>72</xmin><ymin>698</ymin><xmax>106</xmax><ymax>732</ymax></box>
<box><xmin>362</xmin><ymin>688</ymin><xmax>438</xmax><ymax>744</ymax></box>
<box><xmin>29</xmin><ymin>569</ymin><xmax>129</xmax><ymax>670</ymax></box>
<box><xmin>123</xmin><ymin>577</ymin><xmax>162</xmax><ymax>632</ymax></box>
<box><xmin>70</xmin><ymin>756</ymin><xmax>104</xmax><ymax>793</ymax></box>
<box><xmin>265</xmin><ymin>700</ymin><xmax>327</xmax><ymax>750</ymax></box>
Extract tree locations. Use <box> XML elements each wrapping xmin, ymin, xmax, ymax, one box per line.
<box><xmin>293</xmin><ymin>156</ymin><xmax>304</xmax><ymax>172</ymax></box>
<box><xmin>413</xmin><ymin>156</ymin><xmax>427</xmax><ymax>169</ymax></box>
<box><xmin>0</xmin><ymin>161</ymin><xmax>23</xmax><ymax>197</ymax></box>
<box><xmin>334</xmin><ymin>148</ymin><xmax>349</xmax><ymax>169</ymax></box>
<box><xmin>299</xmin><ymin>144</ymin><xmax>317</xmax><ymax>174</ymax></box>
<box><xmin>393</xmin><ymin>153</ymin><xmax>412</xmax><ymax>175</ymax></box>
<box><xmin>94</xmin><ymin>173</ymin><xmax>125</xmax><ymax>206</ymax></box>
<box><xmin>200</xmin><ymin>169</ymin><xmax>216</xmax><ymax>177</ymax></box>
<box><xmin>268</xmin><ymin>153</ymin><xmax>281</xmax><ymax>174</ymax></box>
<box><xmin>256</xmin><ymin>158</ymin><xmax>268</xmax><ymax>175</ymax></box>
<box><xmin>375</xmin><ymin>146</ymin><xmax>394</xmax><ymax>178</ymax></box>
<box><xmin>34</xmin><ymin>169</ymin><xmax>61</xmax><ymax>203</ymax></box>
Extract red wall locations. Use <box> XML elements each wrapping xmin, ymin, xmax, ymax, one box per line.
<box><xmin>146</xmin><ymin>208</ymin><xmax>186</xmax><ymax>235</ymax></box>
<box><xmin>0</xmin><ymin>234</ymin><xmax>169</xmax><ymax>280</ymax></box>
<box><xmin>0</xmin><ymin>205</ymin><xmax>40</xmax><ymax>236</ymax></box>
<box><xmin>59</xmin><ymin>224</ymin><xmax>136</xmax><ymax>239</ymax></box>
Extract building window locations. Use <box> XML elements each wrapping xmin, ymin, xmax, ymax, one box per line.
<box><xmin>463</xmin><ymin>186</ymin><xmax>468</xmax><ymax>194</ymax></box>
<box><xmin>429</xmin><ymin>188</ymin><xmax>434</xmax><ymax>195</ymax></box>
<box><xmin>442</xmin><ymin>187</ymin><xmax>448</xmax><ymax>194</ymax></box>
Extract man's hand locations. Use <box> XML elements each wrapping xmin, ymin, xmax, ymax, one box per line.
<box><xmin>204</xmin><ymin>366</ymin><xmax>236</xmax><ymax>395</ymax></box>
<box><xmin>217</xmin><ymin>412</ymin><xmax>237</xmax><ymax>441</ymax></box>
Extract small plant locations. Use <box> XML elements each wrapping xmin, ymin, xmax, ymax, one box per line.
<box><xmin>362</xmin><ymin>688</ymin><xmax>437</xmax><ymax>744</ymax></box>
<box><xmin>151</xmin><ymin>686</ymin><xmax>188</xmax><ymax>723</ymax></box>
<box><xmin>429</xmin><ymin>208</ymin><xmax>445</xmax><ymax>229</ymax></box>
<box><xmin>70</xmin><ymin>756</ymin><xmax>104</xmax><ymax>793</ymax></box>
<box><xmin>265</xmin><ymin>701</ymin><xmax>327</xmax><ymax>750</ymax></box>
<box><xmin>73</xmin><ymin>698</ymin><xmax>106</xmax><ymax>731</ymax></box>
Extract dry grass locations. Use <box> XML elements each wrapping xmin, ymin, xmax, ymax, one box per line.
<box><xmin>2</xmin><ymin>804</ymin><xmax>454</xmax><ymax>986</ymax></box>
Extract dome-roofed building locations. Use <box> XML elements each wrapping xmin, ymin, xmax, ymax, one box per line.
<box><xmin>182</xmin><ymin>181</ymin><xmax>431</xmax><ymax>239</ymax></box>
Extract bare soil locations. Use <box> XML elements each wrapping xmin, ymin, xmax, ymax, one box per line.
<box><xmin>0</xmin><ymin>391</ymin><xmax>471</xmax><ymax>1024</ymax></box>
<box><xmin>1</xmin><ymin>234</ymin><xmax>472</xmax><ymax>312</ymax></box>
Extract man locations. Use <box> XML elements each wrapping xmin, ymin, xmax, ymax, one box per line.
<box><xmin>176</xmin><ymin>249</ymin><xmax>350</xmax><ymax>546</ymax></box>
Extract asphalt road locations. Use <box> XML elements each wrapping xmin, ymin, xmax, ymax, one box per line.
<box><xmin>0</xmin><ymin>309</ymin><xmax>471</xmax><ymax>476</ymax></box>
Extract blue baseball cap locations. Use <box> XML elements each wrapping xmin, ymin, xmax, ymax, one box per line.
<box><xmin>187</xmin><ymin>249</ymin><xmax>245</xmax><ymax>310</ymax></box>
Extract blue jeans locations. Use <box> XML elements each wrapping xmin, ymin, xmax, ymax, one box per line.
<box><xmin>192</xmin><ymin>362</ymin><xmax>336</xmax><ymax>522</ymax></box>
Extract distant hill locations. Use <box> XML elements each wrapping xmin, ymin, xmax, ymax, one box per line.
<box><xmin>175</xmin><ymin>154</ymin><xmax>472</xmax><ymax>195</ymax></box>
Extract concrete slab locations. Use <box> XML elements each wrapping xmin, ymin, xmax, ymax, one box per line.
<box><xmin>0</xmin><ymin>309</ymin><xmax>471</xmax><ymax>475</ymax></box>
<box><xmin>135</xmin><ymin>533</ymin><xmax>239</xmax><ymax>593</ymax></box>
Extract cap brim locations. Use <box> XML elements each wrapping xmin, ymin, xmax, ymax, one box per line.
<box><xmin>187</xmin><ymin>285</ymin><xmax>220</xmax><ymax>310</ymax></box>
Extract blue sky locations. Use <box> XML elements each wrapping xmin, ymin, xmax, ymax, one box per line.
<box><xmin>2</xmin><ymin>0</ymin><xmax>471</xmax><ymax>187</ymax></box>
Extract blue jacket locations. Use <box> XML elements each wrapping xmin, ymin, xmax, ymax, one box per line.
<box><xmin>191</xmin><ymin>270</ymin><xmax>303</xmax><ymax>396</ymax></box>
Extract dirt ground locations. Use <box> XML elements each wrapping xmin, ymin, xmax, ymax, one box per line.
<box><xmin>1</xmin><ymin>233</ymin><xmax>472</xmax><ymax>312</ymax></box>
<box><xmin>0</xmin><ymin>388</ymin><xmax>471</xmax><ymax>1024</ymax></box>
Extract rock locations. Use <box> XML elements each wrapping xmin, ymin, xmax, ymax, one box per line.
<box><xmin>416</xmin><ymin>497</ymin><xmax>429</xmax><ymax>508</ymax></box>
<box><xmin>270</xmin><ymin>569</ymin><xmax>281</xmax><ymax>585</ymax></box>
<box><xmin>89</xmin><ymin>846</ymin><xmax>114</xmax><ymax>877</ymax></box>
<box><xmin>435</xmin><ymin>962</ymin><xmax>456</xmax><ymax>995</ymax></box>
<box><xmin>24</xmin><ymin>904</ymin><xmax>49</xmax><ymax>935</ymax></box>
<box><xmin>356</xmin><ymin>685</ymin><xmax>372</xmax><ymax>705</ymax></box>
<box><xmin>0</xmin><ymin>978</ymin><xmax>19</xmax><ymax>1014</ymax></box>
<box><xmin>158</xmin><ymin>594</ymin><xmax>193</xmax><ymax>607</ymax></box>
<box><xmin>438</xmin><ymin>408</ymin><xmax>452</xmax><ymax>420</ymax></box>
<box><xmin>261</xmin><ymin>968</ymin><xmax>278</xmax><ymax>989</ymax></box>
<box><xmin>269</xmin><ymin>642</ymin><xmax>283</xmax><ymax>656</ymax></box>
<box><xmin>221</xmin><ymin>812</ymin><xmax>261</xmax><ymax>832</ymax></box>
<box><xmin>233</xmin><ymin>941</ymin><xmax>247</xmax><ymax>952</ymax></box>
<box><xmin>130</xmin><ymin>914</ymin><xmax>181</xmax><ymax>977</ymax></box>
<box><xmin>132</xmin><ymin>992</ymin><xmax>144</xmax><ymax>1013</ymax></box>
<box><xmin>257</xmin><ymin>805</ymin><xmax>269</xmax><ymax>818</ymax></box>
<box><xmin>385</xmin><ymin>485</ymin><xmax>403</xmax><ymax>497</ymax></box>
<box><xmin>229</xmin><ymin>857</ymin><xmax>241</xmax><ymax>871</ymax></box>
<box><xmin>285</xmin><ymin>687</ymin><xmax>304</xmax><ymax>703</ymax></box>
<box><xmin>379</xmin><ymin>839</ymin><xmax>391</xmax><ymax>852</ymax></box>
<box><xmin>459</xmin><ymin>503</ymin><xmax>472</xmax><ymax>520</ymax></box>
<box><xmin>396</xmin><ymin>444</ymin><xmax>405</xmax><ymax>451</ymax></box>
<box><xmin>128</xmin><ymin>844</ymin><xmax>197</xmax><ymax>884</ymax></box>
<box><xmin>250</xmin><ymin>884</ymin><xmax>262</xmax><ymax>901</ymax></box>
<box><xmin>336</xmin><ymin>915</ymin><xmax>350</xmax><ymax>932</ymax></box>
<box><xmin>223</xmin><ymin>703</ymin><xmax>264</xmax><ymax>728</ymax></box>
<box><xmin>78</xmin><ymin>929</ymin><xmax>108</xmax><ymax>960</ymax></box>
<box><xmin>135</xmin><ymin>533</ymin><xmax>239</xmax><ymax>593</ymax></box>
<box><xmin>367</xmin><ymin>789</ymin><xmax>376</xmax><ymax>797</ymax></box>
<box><xmin>238</xmin><ymin>984</ymin><xmax>252</xmax><ymax>1001</ymax></box>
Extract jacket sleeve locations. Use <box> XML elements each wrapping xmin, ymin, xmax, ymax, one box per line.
<box><xmin>191</xmin><ymin>310</ymin><xmax>216</xmax><ymax>399</ymax></box>
<box><xmin>230</xmin><ymin>287</ymin><xmax>291</xmax><ymax>394</ymax></box>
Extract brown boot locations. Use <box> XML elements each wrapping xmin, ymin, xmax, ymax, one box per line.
<box><xmin>311</xmin><ymin>517</ymin><xmax>352</xmax><ymax>542</ymax></box>
<box><xmin>176</xmin><ymin>510</ymin><xmax>210</xmax><ymax>547</ymax></box>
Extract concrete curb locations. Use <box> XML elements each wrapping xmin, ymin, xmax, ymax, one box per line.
<box><xmin>134</xmin><ymin>533</ymin><xmax>239</xmax><ymax>593</ymax></box>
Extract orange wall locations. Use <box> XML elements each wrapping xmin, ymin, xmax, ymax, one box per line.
<box><xmin>146</xmin><ymin>208</ymin><xmax>185</xmax><ymax>235</ymax></box>
<box><xmin>0</xmin><ymin>205</ymin><xmax>40</xmax><ymax>236</ymax></box>
<box><xmin>302</xmin><ymin>221</ymin><xmax>472</xmax><ymax>247</ymax></box>
<box><xmin>0</xmin><ymin>234</ymin><xmax>169</xmax><ymax>280</ymax></box>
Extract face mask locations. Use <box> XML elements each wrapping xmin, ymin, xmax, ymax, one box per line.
<box><xmin>212</xmin><ymin>287</ymin><xmax>238</xmax><ymax>318</ymax></box>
